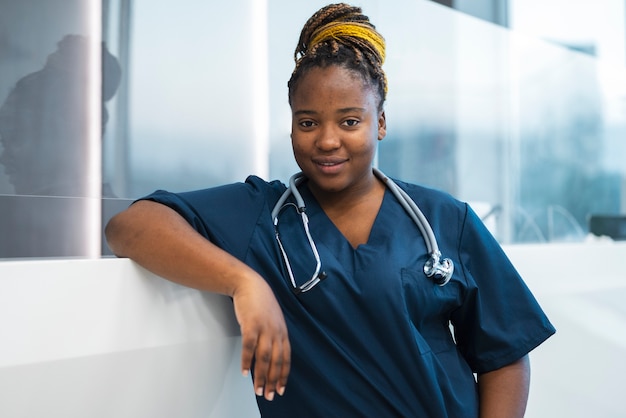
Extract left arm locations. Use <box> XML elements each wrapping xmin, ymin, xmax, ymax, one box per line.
<box><xmin>477</xmin><ymin>355</ymin><xmax>530</xmax><ymax>418</ymax></box>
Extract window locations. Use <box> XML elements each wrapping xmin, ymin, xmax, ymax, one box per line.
<box><xmin>1</xmin><ymin>0</ymin><xmax>624</xmax><ymax>259</ymax></box>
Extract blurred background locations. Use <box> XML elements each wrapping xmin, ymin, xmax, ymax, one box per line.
<box><xmin>0</xmin><ymin>0</ymin><xmax>625</xmax><ymax>258</ymax></box>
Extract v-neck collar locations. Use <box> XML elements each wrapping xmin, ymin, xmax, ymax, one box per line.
<box><xmin>298</xmin><ymin>184</ymin><xmax>391</xmax><ymax>254</ymax></box>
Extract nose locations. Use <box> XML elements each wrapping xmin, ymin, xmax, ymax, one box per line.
<box><xmin>315</xmin><ymin>125</ymin><xmax>341</xmax><ymax>151</ymax></box>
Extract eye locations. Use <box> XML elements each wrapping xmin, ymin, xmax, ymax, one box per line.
<box><xmin>342</xmin><ymin>119</ymin><xmax>360</xmax><ymax>127</ymax></box>
<box><xmin>299</xmin><ymin>120</ymin><xmax>316</xmax><ymax>128</ymax></box>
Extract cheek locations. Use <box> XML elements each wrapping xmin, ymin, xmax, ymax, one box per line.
<box><xmin>354</xmin><ymin>134</ymin><xmax>379</xmax><ymax>155</ymax></box>
<box><xmin>290</xmin><ymin>132</ymin><xmax>309</xmax><ymax>151</ymax></box>
<box><xmin>290</xmin><ymin>135</ymin><xmax>304</xmax><ymax>159</ymax></box>
<box><xmin>292</xmin><ymin>146</ymin><xmax>307</xmax><ymax>167</ymax></box>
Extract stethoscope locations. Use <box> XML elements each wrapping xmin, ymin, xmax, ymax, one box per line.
<box><xmin>271</xmin><ymin>168</ymin><xmax>454</xmax><ymax>294</ymax></box>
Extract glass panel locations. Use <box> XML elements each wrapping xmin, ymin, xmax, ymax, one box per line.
<box><xmin>0</xmin><ymin>0</ymin><xmax>104</xmax><ymax>259</ymax></box>
<box><xmin>103</xmin><ymin>0</ymin><xmax>265</xmax><ymax>199</ymax></box>
<box><xmin>432</xmin><ymin>0</ymin><xmax>509</xmax><ymax>26</ymax></box>
<box><xmin>2</xmin><ymin>0</ymin><xmax>625</xmax><ymax>259</ymax></box>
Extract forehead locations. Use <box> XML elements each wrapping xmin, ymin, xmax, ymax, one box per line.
<box><xmin>291</xmin><ymin>65</ymin><xmax>378</xmax><ymax>107</ymax></box>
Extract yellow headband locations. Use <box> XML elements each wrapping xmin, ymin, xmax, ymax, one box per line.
<box><xmin>308</xmin><ymin>22</ymin><xmax>386</xmax><ymax>64</ymax></box>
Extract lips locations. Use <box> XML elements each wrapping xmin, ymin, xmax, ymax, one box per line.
<box><xmin>313</xmin><ymin>157</ymin><xmax>348</xmax><ymax>166</ymax></box>
<box><xmin>310</xmin><ymin>158</ymin><xmax>348</xmax><ymax>175</ymax></box>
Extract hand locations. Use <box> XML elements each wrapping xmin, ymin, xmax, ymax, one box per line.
<box><xmin>106</xmin><ymin>202</ymin><xmax>291</xmax><ymax>400</ymax></box>
<box><xmin>232</xmin><ymin>276</ymin><xmax>290</xmax><ymax>401</ymax></box>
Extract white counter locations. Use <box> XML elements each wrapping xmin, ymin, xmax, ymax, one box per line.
<box><xmin>0</xmin><ymin>258</ymin><xmax>259</xmax><ymax>418</ymax></box>
<box><xmin>1</xmin><ymin>241</ymin><xmax>625</xmax><ymax>417</ymax></box>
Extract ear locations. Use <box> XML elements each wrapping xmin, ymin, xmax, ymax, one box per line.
<box><xmin>377</xmin><ymin>110</ymin><xmax>386</xmax><ymax>141</ymax></box>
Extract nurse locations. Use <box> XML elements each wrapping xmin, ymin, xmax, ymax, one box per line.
<box><xmin>106</xmin><ymin>3</ymin><xmax>555</xmax><ymax>417</ymax></box>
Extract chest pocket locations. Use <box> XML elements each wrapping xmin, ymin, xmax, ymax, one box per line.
<box><xmin>401</xmin><ymin>266</ymin><xmax>462</xmax><ymax>354</ymax></box>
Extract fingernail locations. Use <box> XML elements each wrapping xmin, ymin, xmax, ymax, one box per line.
<box><xmin>277</xmin><ymin>386</ymin><xmax>285</xmax><ymax>396</ymax></box>
<box><xmin>255</xmin><ymin>387</ymin><xmax>264</xmax><ymax>397</ymax></box>
<box><xmin>266</xmin><ymin>391</ymin><xmax>275</xmax><ymax>401</ymax></box>
<box><xmin>242</xmin><ymin>369</ymin><xmax>249</xmax><ymax>377</ymax></box>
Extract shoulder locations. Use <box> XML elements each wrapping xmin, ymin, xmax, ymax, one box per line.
<box><xmin>138</xmin><ymin>175</ymin><xmax>288</xmax><ymax>234</ymax></box>
<box><xmin>145</xmin><ymin>175</ymin><xmax>286</xmax><ymax>209</ymax></box>
<box><xmin>391</xmin><ymin>178</ymin><xmax>467</xmax><ymax>217</ymax></box>
<box><xmin>388</xmin><ymin>178</ymin><xmax>472</xmax><ymax>258</ymax></box>
<box><xmin>138</xmin><ymin>176</ymin><xmax>288</xmax><ymax>259</ymax></box>
<box><xmin>183</xmin><ymin>175</ymin><xmax>285</xmax><ymax>197</ymax></box>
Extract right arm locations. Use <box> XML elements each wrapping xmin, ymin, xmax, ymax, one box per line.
<box><xmin>105</xmin><ymin>200</ymin><xmax>290</xmax><ymax>401</ymax></box>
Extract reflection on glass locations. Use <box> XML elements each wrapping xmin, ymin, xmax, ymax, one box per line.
<box><xmin>0</xmin><ymin>35</ymin><xmax>121</xmax><ymax>197</ymax></box>
<box><xmin>0</xmin><ymin>35</ymin><xmax>121</xmax><ymax>259</ymax></box>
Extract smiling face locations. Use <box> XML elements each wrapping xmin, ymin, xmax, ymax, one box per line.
<box><xmin>290</xmin><ymin>65</ymin><xmax>386</xmax><ymax>199</ymax></box>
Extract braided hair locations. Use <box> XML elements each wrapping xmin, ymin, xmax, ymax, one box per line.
<box><xmin>288</xmin><ymin>3</ymin><xmax>387</xmax><ymax>110</ymax></box>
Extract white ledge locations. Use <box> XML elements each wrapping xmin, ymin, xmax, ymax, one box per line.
<box><xmin>1</xmin><ymin>241</ymin><xmax>625</xmax><ymax>417</ymax></box>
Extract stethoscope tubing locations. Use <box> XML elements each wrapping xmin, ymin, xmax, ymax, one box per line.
<box><xmin>272</xmin><ymin>168</ymin><xmax>454</xmax><ymax>287</ymax></box>
<box><xmin>373</xmin><ymin>168</ymin><xmax>437</xmax><ymax>255</ymax></box>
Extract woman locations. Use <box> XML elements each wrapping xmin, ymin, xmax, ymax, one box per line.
<box><xmin>106</xmin><ymin>4</ymin><xmax>555</xmax><ymax>417</ymax></box>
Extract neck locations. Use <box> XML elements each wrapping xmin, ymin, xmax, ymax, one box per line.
<box><xmin>308</xmin><ymin>171</ymin><xmax>384</xmax><ymax>212</ymax></box>
<box><xmin>309</xmin><ymin>172</ymin><xmax>386</xmax><ymax>249</ymax></box>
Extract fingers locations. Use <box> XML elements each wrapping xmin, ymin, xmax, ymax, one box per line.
<box><xmin>232</xmin><ymin>277</ymin><xmax>290</xmax><ymax>401</ymax></box>
<box><xmin>240</xmin><ymin>330</ymin><xmax>256</xmax><ymax>378</ymax></box>
<box><xmin>276</xmin><ymin>339</ymin><xmax>291</xmax><ymax>396</ymax></box>
<box><xmin>240</xmin><ymin>328</ymin><xmax>291</xmax><ymax>401</ymax></box>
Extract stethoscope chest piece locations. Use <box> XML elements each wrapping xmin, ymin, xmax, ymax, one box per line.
<box><xmin>423</xmin><ymin>251</ymin><xmax>454</xmax><ymax>286</ymax></box>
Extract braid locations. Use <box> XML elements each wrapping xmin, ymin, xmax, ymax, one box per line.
<box><xmin>294</xmin><ymin>4</ymin><xmax>369</xmax><ymax>61</ymax></box>
<box><xmin>289</xmin><ymin>3</ymin><xmax>387</xmax><ymax>109</ymax></box>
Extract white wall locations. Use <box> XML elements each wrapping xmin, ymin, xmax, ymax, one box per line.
<box><xmin>508</xmin><ymin>241</ymin><xmax>626</xmax><ymax>418</ymax></box>
<box><xmin>0</xmin><ymin>258</ymin><xmax>259</xmax><ymax>418</ymax></box>
<box><xmin>1</xmin><ymin>241</ymin><xmax>625</xmax><ymax>417</ymax></box>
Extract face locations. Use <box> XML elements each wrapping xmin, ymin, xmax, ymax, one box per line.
<box><xmin>290</xmin><ymin>65</ymin><xmax>386</xmax><ymax>198</ymax></box>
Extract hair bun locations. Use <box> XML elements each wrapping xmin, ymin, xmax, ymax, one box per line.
<box><xmin>289</xmin><ymin>3</ymin><xmax>388</xmax><ymax>103</ymax></box>
<box><xmin>295</xmin><ymin>3</ymin><xmax>383</xmax><ymax>64</ymax></box>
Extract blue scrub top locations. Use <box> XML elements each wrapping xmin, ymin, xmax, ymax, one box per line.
<box><xmin>142</xmin><ymin>175</ymin><xmax>555</xmax><ymax>418</ymax></box>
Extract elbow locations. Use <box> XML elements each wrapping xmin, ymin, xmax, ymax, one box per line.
<box><xmin>104</xmin><ymin>212</ymin><xmax>131</xmax><ymax>258</ymax></box>
<box><xmin>104</xmin><ymin>200</ymin><xmax>168</xmax><ymax>258</ymax></box>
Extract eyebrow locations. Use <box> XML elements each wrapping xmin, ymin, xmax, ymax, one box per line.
<box><xmin>293</xmin><ymin>107</ymin><xmax>367</xmax><ymax>116</ymax></box>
